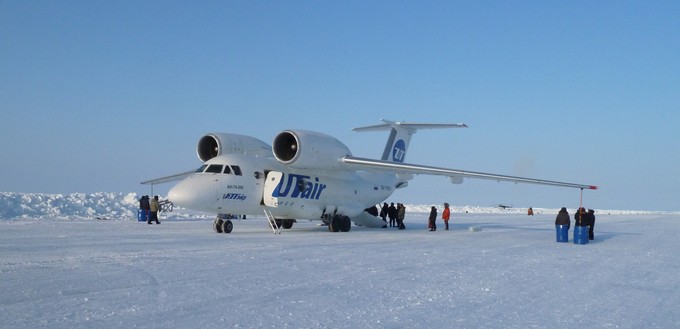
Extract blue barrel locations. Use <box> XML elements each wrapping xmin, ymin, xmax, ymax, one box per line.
<box><xmin>573</xmin><ymin>226</ymin><xmax>589</xmax><ymax>244</ymax></box>
<box><xmin>556</xmin><ymin>225</ymin><xmax>569</xmax><ymax>242</ymax></box>
<box><xmin>137</xmin><ymin>209</ymin><xmax>148</xmax><ymax>221</ymax></box>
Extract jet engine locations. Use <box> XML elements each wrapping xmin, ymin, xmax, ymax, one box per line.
<box><xmin>272</xmin><ymin>130</ymin><xmax>352</xmax><ymax>169</ymax></box>
<box><xmin>196</xmin><ymin>133</ymin><xmax>272</xmax><ymax>162</ymax></box>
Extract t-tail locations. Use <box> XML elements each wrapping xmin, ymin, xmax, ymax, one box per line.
<box><xmin>352</xmin><ymin>119</ymin><xmax>468</xmax><ymax>162</ymax></box>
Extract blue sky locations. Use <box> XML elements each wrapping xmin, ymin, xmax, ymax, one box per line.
<box><xmin>1</xmin><ymin>1</ymin><xmax>679</xmax><ymax>211</ymax></box>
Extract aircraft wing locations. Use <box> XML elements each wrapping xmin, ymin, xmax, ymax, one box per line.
<box><xmin>141</xmin><ymin>170</ymin><xmax>196</xmax><ymax>185</ymax></box>
<box><xmin>342</xmin><ymin>156</ymin><xmax>598</xmax><ymax>190</ymax></box>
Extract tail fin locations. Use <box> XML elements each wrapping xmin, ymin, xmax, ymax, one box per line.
<box><xmin>352</xmin><ymin>119</ymin><xmax>468</xmax><ymax>162</ymax></box>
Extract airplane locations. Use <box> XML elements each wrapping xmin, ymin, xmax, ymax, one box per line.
<box><xmin>142</xmin><ymin>119</ymin><xmax>597</xmax><ymax>234</ymax></box>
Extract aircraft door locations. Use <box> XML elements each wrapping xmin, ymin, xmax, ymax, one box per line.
<box><xmin>211</xmin><ymin>176</ymin><xmax>223</xmax><ymax>207</ymax></box>
<box><xmin>263</xmin><ymin>171</ymin><xmax>283</xmax><ymax>207</ymax></box>
<box><xmin>204</xmin><ymin>164</ymin><xmax>224</xmax><ymax>207</ymax></box>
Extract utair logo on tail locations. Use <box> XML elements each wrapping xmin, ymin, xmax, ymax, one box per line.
<box><xmin>392</xmin><ymin>139</ymin><xmax>406</xmax><ymax>162</ymax></box>
<box><xmin>143</xmin><ymin>119</ymin><xmax>597</xmax><ymax>235</ymax></box>
<box><xmin>273</xmin><ymin>173</ymin><xmax>326</xmax><ymax>200</ymax></box>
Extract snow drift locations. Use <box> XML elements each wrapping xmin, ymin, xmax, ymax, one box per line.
<box><xmin>0</xmin><ymin>192</ymin><xmax>674</xmax><ymax>221</ymax></box>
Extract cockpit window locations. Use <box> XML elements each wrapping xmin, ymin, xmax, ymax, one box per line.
<box><xmin>223</xmin><ymin>166</ymin><xmax>231</xmax><ymax>174</ymax></box>
<box><xmin>205</xmin><ymin>164</ymin><xmax>223</xmax><ymax>173</ymax></box>
<box><xmin>196</xmin><ymin>165</ymin><xmax>208</xmax><ymax>173</ymax></box>
<box><xmin>231</xmin><ymin>165</ymin><xmax>242</xmax><ymax>176</ymax></box>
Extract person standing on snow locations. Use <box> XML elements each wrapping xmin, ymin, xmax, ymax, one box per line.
<box><xmin>587</xmin><ymin>209</ymin><xmax>596</xmax><ymax>240</ymax></box>
<box><xmin>555</xmin><ymin>207</ymin><xmax>570</xmax><ymax>230</ymax></box>
<box><xmin>388</xmin><ymin>202</ymin><xmax>398</xmax><ymax>228</ymax></box>
<box><xmin>148</xmin><ymin>195</ymin><xmax>161</xmax><ymax>225</ymax></box>
<box><xmin>428</xmin><ymin>206</ymin><xmax>438</xmax><ymax>231</ymax></box>
<box><xmin>380</xmin><ymin>202</ymin><xmax>389</xmax><ymax>223</ymax></box>
<box><xmin>139</xmin><ymin>195</ymin><xmax>150</xmax><ymax>222</ymax></box>
<box><xmin>574</xmin><ymin>207</ymin><xmax>589</xmax><ymax>227</ymax></box>
<box><xmin>397</xmin><ymin>203</ymin><xmax>406</xmax><ymax>230</ymax></box>
<box><xmin>442</xmin><ymin>203</ymin><xmax>451</xmax><ymax>230</ymax></box>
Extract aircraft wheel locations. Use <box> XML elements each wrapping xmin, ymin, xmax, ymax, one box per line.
<box><xmin>222</xmin><ymin>220</ymin><xmax>233</xmax><ymax>234</ymax></box>
<box><xmin>341</xmin><ymin>216</ymin><xmax>351</xmax><ymax>232</ymax></box>
<box><xmin>214</xmin><ymin>218</ymin><xmax>224</xmax><ymax>233</ymax></box>
<box><xmin>330</xmin><ymin>215</ymin><xmax>341</xmax><ymax>232</ymax></box>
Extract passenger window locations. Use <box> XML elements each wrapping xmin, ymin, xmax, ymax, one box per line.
<box><xmin>205</xmin><ymin>164</ymin><xmax>223</xmax><ymax>173</ymax></box>
<box><xmin>223</xmin><ymin>166</ymin><xmax>231</xmax><ymax>174</ymax></box>
<box><xmin>196</xmin><ymin>165</ymin><xmax>208</xmax><ymax>173</ymax></box>
<box><xmin>231</xmin><ymin>165</ymin><xmax>242</xmax><ymax>176</ymax></box>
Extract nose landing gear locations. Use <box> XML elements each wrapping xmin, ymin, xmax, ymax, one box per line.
<box><xmin>213</xmin><ymin>215</ymin><xmax>234</xmax><ymax>234</ymax></box>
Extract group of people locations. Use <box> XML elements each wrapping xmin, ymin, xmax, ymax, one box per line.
<box><xmin>139</xmin><ymin>195</ymin><xmax>161</xmax><ymax>225</ymax></box>
<box><xmin>378</xmin><ymin>202</ymin><xmax>406</xmax><ymax>229</ymax></box>
<box><xmin>371</xmin><ymin>201</ymin><xmax>454</xmax><ymax>231</ymax></box>
<box><xmin>555</xmin><ymin>207</ymin><xmax>596</xmax><ymax>240</ymax></box>
<box><xmin>428</xmin><ymin>202</ymin><xmax>452</xmax><ymax>231</ymax></box>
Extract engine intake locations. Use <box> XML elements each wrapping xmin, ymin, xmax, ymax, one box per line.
<box><xmin>273</xmin><ymin>130</ymin><xmax>351</xmax><ymax>169</ymax></box>
<box><xmin>196</xmin><ymin>133</ymin><xmax>272</xmax><ymax>162</ymax></box>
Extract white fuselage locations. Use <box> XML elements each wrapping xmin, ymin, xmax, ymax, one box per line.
<box><xmin>168</xmin><ymin>154</ymin><xmax>398</xmax><ymax>220</ymax></box>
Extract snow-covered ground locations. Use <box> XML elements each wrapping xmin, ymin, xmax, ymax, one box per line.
<box><xmin>1</xmin><ymin>192</ymin><xmax>679</xmax><ymax>328</ymax></box>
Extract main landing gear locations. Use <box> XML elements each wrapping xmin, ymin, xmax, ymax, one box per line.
<box><xmin>327</xmin><ymin>215</ymin><xmax>351</xmax><ymax>232</ymax></box>
<box><xmin>214</xmin><ymin>211</ymin><xmax>351</xmax><ymax>234</ymax></box>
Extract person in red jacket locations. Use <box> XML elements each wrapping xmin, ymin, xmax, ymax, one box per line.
<box><xmin>442</xmin><ymin>203</ymin><xmax>451</xmax><ymax>230</ymax></box>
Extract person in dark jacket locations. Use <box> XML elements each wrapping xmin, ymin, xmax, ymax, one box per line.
<box><xmin>380</xmin><ymin>203</ymin><xmax>389</xmax><ymax>223</ymax></box>
<box><xmin>388</xmin><ymin>203</ymin><xmax>397</xmax><ymax>228</ymax></box>
<box><xmin>574</xmin><ymin>207</ymin><xmax>589</xmax><ymax>227</ymax></box>
<box><xmin>428</xmin><ymin>206</ymin><xmax>438</xmax><ymax>231</ymax></box>
<box><xmin>587</xmin><ymin>209</ymin><xmax>596</xmax><ymax>240</ymax></box>
<box><xmin>555</xmin><ymin>207</ymin><xmax>570</xmax><ymax>230</ymax></box>
<box><xmin>139</xmin><ymin>195</ymin><xmax>150</xmax><ymax>222</ymax></box>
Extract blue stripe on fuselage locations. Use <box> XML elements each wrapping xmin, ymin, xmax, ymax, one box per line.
<box><xmin>272</xmin><ymin>173</ymin><xmax>326</xmax><ymax>200</ymax></box>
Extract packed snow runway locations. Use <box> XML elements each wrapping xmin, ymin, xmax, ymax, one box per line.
<box><xmin>1</xmin><ymin>212</ymin><xmax>679</xmax><ymax>329</ymax></box>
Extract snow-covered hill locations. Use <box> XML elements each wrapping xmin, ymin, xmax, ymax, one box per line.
<box><xmin>0</xmin><ymin>192</ymin><xmax>672</xmax><ymax>220</ymax></box>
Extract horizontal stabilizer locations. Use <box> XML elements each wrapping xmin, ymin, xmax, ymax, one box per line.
<box><xmin>353</xmin><ymin>119</ymin><xmax>468</xmax><ymax>133</ymax></box>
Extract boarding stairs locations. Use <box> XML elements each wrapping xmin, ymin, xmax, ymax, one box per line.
<box><xmin>262</xmin><ymin>207</ymin><xmax>281</xmax><ymax>234</ymax></box>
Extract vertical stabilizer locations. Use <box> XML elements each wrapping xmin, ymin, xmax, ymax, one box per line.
<box><xmin>352</xmin><ymin>119</ymin><xmax>468</xmax><ymax>163</ymax></box>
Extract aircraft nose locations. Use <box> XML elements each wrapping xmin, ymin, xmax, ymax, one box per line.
<box><xmin>167</xmin><ymin>184</ymin><xmax>187</xmax><ymax>207</ymax></box>
<box><xmin>167</xmin><ymin>181</ymin><xmax>189</xmax><ymax>208</ymax></box>
<box><xmin>168</xmin><ymin>177</ymin><xmax>212</xmax><ymax>211</ymax></box>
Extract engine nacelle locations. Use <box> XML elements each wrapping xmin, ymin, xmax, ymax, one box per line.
<box><xmin>272</xmin><ymin>130</ymin><xmax>352</xmax><ymax>169</ymax></box>
<box><xmin>197</xmin><ymin>133</ymin><xmax>272</xmax><ymax>162</ymax></box>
